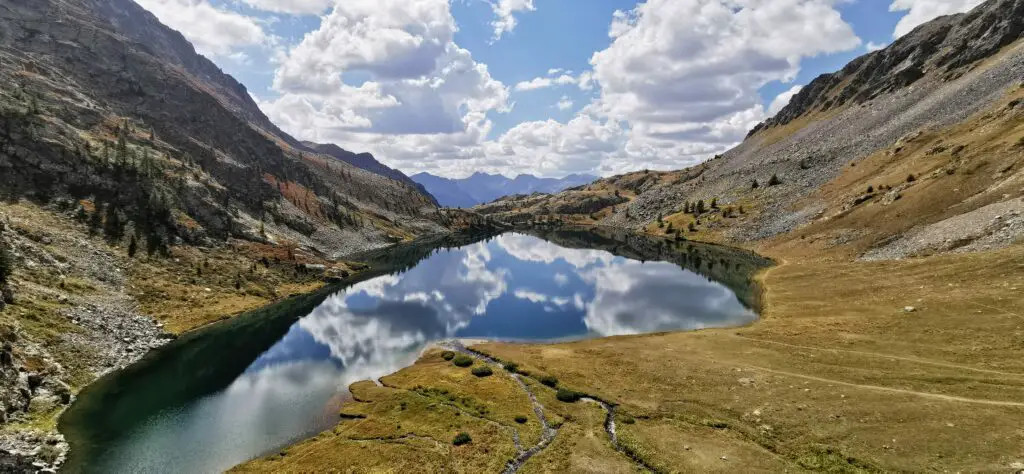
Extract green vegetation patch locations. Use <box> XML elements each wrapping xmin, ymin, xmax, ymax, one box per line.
<box><xmin>452</xmin><ymin>354</ymin><xmax>474</xmax><ymax>367</ymax></box>
<box><xmin>441</xmin><ymin>350</ymin><xmax>455</xmax><ymax>361</ymax></box>
<box><xmin>556</xmin><ymin>388</ymin><xmax>583</xmax><ymax>403</ymax></box>
<box><xmin>471</xmin><ymin>366</ymin><xmax>493</xmax><ymax>377</ymax></box>
<box><xmin>539</xmin><ymin>375</ymin><xmax>558</xmax><ymax>387</ymax></box>
<box><xmin>452</xmin><ymin>432</ymin><xmax>472</xmax><ymax>446</ymax></box>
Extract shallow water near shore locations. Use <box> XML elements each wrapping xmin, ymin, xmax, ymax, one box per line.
<box><xmin>58</xmin><ymin>229</ymin><xmax>769</xmax><ymax>473</ymax></box>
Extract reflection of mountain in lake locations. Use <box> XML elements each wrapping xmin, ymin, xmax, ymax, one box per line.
<box><xmin>60</xmin><ymin>230</ymin><xmax>769</xmax><ymax>474</ymax></box>
<box><xmin>525</xmin><ymin>227</ymin><xmax>772</xmax><ymax>311</ymax></box>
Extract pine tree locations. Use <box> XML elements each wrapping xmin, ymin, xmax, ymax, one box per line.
<box><xmin>89</xmin><ymin>203</ymin><xmax>104</xmax><ymax>234</ymax></box>
<box><xmin>0</xmin><ymin>235</ymin><xmax>13</xmax><ymax>284</ymax></box>
<box><xmin>127</xmin><ymin>235</ymin><xmax>138</xmax><ymax>258</ymax></box>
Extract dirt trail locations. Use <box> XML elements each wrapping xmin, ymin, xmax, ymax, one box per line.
<box><xmin>746</xmin><ymin>365</ymin><xmax>1024</xmax><ymax>407</ymax></box>
<box><xmin>729</xmin><ymin>334</ymin><xmax>1024</xmax><ymax>377</ymax></box>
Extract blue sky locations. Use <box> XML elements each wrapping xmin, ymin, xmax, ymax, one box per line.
<box><xmin>135</xmin><ymin>0</ymin><xmax>984</xmax><ymax>178</ymax></box>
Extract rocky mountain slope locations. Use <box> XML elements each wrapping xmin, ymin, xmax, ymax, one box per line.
<box><xmin>413</xmin><ymin>171</ymin><xmax>598</xmax><ymax>208</ymax></box>
<box><xmin>0</xmin><ymin>0</ymin><xmax>447</xmax><ymax>259</ymax></box>
<box><xmin>302</xmin><ymin>142</ymin><xmax>436</xmax><ymax>205</ymax></box>
<box><xmin>483</xmin><ymin>0</ymin><xmax>1024</xmax><ymax>260</ymax></box>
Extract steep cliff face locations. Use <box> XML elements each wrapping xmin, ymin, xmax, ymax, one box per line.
<box><xmin>0</xmin><ymin>0</ymin><xmax>445</xmax><ymax>257</ymax></box>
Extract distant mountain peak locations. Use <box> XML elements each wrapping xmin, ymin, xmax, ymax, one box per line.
<box><xmin>412</xmin><ymin>172</ymin><xmax>598</xmax><ymax>208</ymax></box>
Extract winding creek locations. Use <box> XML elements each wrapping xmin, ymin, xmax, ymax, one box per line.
<box><xmin>58</xmin><ymin>228</ymin><xmax>769</xmax><ymax>473</ymax></box>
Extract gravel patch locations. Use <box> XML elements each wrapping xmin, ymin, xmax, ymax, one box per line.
<box><xmin>862</xmin><ymin>198</ymin><xmax>1024</xmax><ymax>260</ymax></box>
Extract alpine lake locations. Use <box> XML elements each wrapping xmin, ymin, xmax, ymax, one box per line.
<box><xmin>58</xmin><ymin>228</ymin><xmax>770</xmax><ymax>473</ymax></box>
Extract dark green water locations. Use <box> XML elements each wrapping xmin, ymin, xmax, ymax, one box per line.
<box><xmin>58</xmin><ymin>229</ymin><xmax>769</xmax><ymax>473</ymax></box>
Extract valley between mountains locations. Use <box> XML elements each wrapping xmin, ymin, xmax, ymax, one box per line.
<box><xmin>1</xmin><ymin>0</ymin><xmax>1023</xmax><ymax>472</ymax></box>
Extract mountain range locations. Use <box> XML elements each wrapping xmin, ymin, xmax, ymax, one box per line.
<box><xmin>411</xmin><ymin>172</ymin><xmax>598</xmax><ymax>208</ymax></box>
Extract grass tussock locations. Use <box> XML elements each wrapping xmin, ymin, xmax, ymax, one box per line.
<box><xmin>452</xmin><ymin>354</ymin><xmax>474</xmax><ymax>367</ymax></box>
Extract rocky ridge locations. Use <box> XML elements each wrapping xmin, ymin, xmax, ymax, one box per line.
<box><xmin>482</xmin><ymin>0</ymin><xmax>1024</xmax><ymax>260</ymax></box>
<box><xmin>0</xmin><ymin>0</ymin><xmax>449</xmax><ymax>258</ymax></box>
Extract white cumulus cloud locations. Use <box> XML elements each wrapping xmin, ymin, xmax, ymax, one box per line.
<box><xmin>135</xmin><ymin>0</ymin><xmax>267</xmax><ymax>57</ymax></box>
<box><xmin>889</xmin><ymin>0</ymin><xmax>985</xmax><ymax>38</ymax></box>
<box><xmin>238</xmin><ymin>0</ymin><xmax>333</xmax><ymax>15</ymax></box>
<box><xmin>491</xmin><ymin>0</ymin><xmax>537</xmax><ymax>41</ymax></box>
<box><xmin>768</xmin><ymin>85</ymin><xmax>802</xmax><ymax>115</ymax></box>
<box><xmin>258</xmin><ymin>0</ymin><xmax>512</xmax><ymax>176</ymax></box>
<box><xmin>555</xmin><ymin>95</ymin><xmax>574</xmax><ymax>111</ymax></box>
<box><xmin>865</xmin><ymin>41</ymin><xmax>888</xmax><ymax>52</ymax></box>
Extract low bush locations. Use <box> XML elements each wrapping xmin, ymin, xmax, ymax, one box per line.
<box><xmin>452</xmin><ymin>432</ymin><xmax>472</xmax><ymax>446</ymax></box>
<box><xmin>502</xmin><ymin>362</ymin><xmax>519</xmax><ymax>373</ymax></box>
<box><xmin>471</xmin><ymin>366</ymin><xmax>493</xmax><ymax>377</ymax></box>
<box><xmin>539</xmin><ymin>375</ymin><xmax>558</xmax><ymax>387</ymax></box>
<box><xmin>514</xmin><ymin>415</ymin><xmax>528</xmax><ymax>424</ymax></box>
<box><xmin>556</xmin><ymin>388</ymin><xmax>583</xmax><ymax>403</ymax></box>
<box><xmin>441</xmin><ymin>350</ymin><xmax>456</xmax><ymax>361</ymax></box>
<box><xmin>452</xmin><ymin>354</ymin><xmax>474</xmax><ymax>367</ymax></box>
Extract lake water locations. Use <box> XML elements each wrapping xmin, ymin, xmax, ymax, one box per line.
<box><xmin>59</xmin><ymin>229</ymin><xmax>769</xmax><ymax>473</ymax></box>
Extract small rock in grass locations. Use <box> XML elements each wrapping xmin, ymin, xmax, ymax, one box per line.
<box><xmin>903</xmin><ymin>306</ymin><xmax>916</xmax><ymax>313</ymax></box>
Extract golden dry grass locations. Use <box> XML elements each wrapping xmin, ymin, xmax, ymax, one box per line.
<box><xmin>129</xmin><ymin>244</ymin><xmax>328</xmax><ymax>333</ymax></box>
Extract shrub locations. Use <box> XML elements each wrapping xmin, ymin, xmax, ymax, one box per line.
<box><xmin>704</xmin><ymin>420</ymin><xmax>729</xmax><ymax>429</ymax></box>
<box><xmin>471</xmin><ymin>366</ymin><xmax>493</xmax><ymax>377</ymax></box>
<box><xmin>556</xmin><ymin>388</ymin><xmax>583</xmax><ymax>403</ymax></box>
<box><xmin>452</xmin><ymin>354</ymin><xmax>474</xmax><ymax>367</ymax></box>
<box><xmin>688</xmin><ymin>222</ymin><xmax>697</xmax><ymax>232</ymax></box>
<box><xmin>751</xmin><ymin>179</ymin><xmax>760</xmax><ymax>189</ymax></box>
<box><xmin>452</xmin><ymin>432</ymin><xmax>472</xmax><ymax>446</ymax></box>
<box><xmin>768</xmin><ymin>174</ymin><xmax>782</xmax><ymax>186</ymax></box>
<box><xmin>502</xmin><ymin>362</ymin><xmax>519</xmax><ymax>373</ymax></box>
<box><xmin>514</xmin><ymin>415</ymin><xmax>528</xmax><ymax>424</ymax></box>
<box><xmin>441</xmin><ymin>350</ymin><xmax>456</xmax><ymax>361</ymax></box>
<box><xmin>866</xmin><ymin>185</ymin><xmax>874</xmax><ymax>193</ymax></box>
<box><xmin>539</xmin><ymin>375</ymin><xmax>558</xmax><ymax>387</ymax></box>
<box><xmin>906</xmin><ymin>174</ymin><xmax>916</xmax><ymax>182</ymax></box>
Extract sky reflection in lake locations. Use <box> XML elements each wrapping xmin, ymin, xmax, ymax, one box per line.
<box><xmin>62</xmin><ymin>232</ymin><xmax>758</xmax><ymax>474</ymax></box>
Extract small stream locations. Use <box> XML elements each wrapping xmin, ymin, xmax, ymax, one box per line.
<box><xmin>58</xmin><ymin>228</ymin><xmax>770</xmax><ymax>473</ymax></box>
